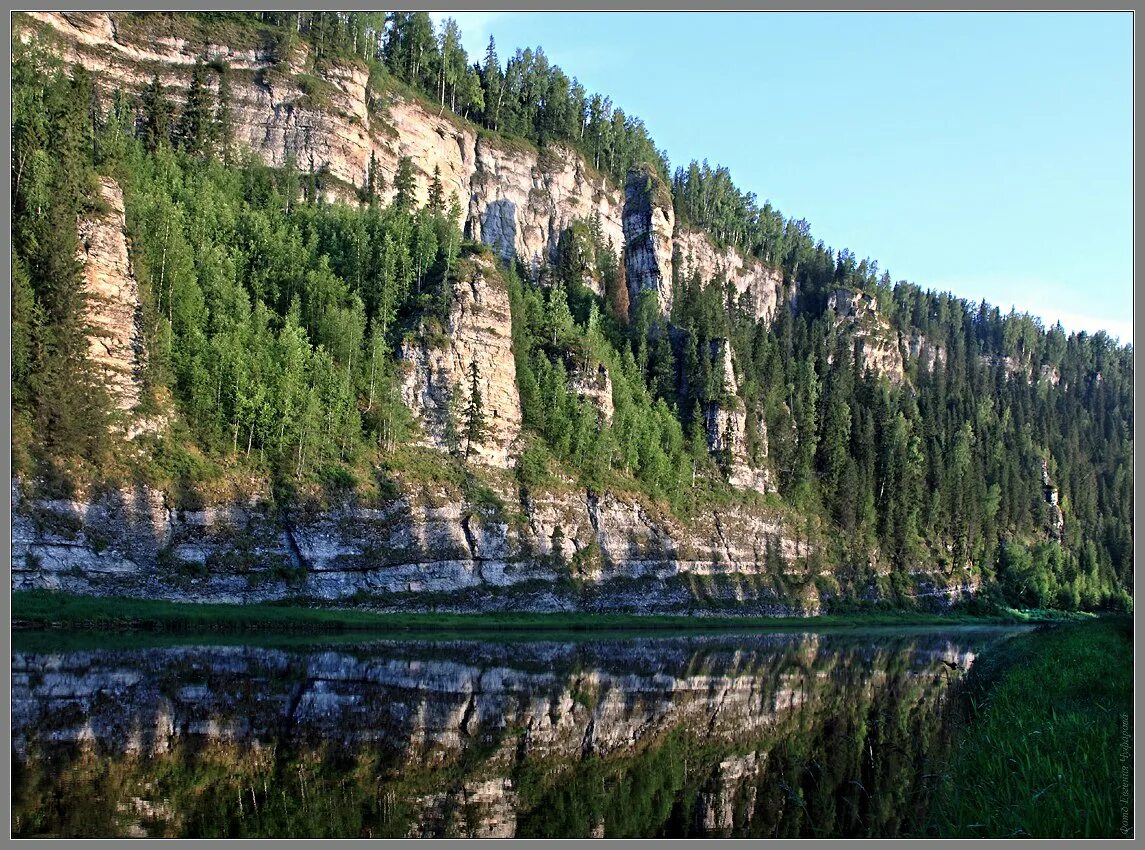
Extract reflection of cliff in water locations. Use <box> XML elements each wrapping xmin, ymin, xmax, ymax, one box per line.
<box><xmin>12</xmin><ymin>631</ymin><xmax>1006</xmax><ymax>838</ymax></box>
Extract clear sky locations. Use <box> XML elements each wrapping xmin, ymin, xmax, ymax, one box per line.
<box><xmin>429</xmin><ymin>11</ymin><xmax>1133</xmax><ymax>343</ymax></box>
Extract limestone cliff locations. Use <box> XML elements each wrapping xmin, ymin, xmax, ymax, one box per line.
<box><xmin>11</xmin><ymin>458</ymin><xmax>982</xmax><ymax>613</ymax></box>
<box><xmin>467</xmin><ymin>141</ymin><xmax>625</xmax><ymax>279</ymax></box>
<box><xmin>20</xmin><ymin>11</ymin><xmax>788</xmax><ymax>332</ymax></box>
<box><xmin>399</xmin><ymin>255</ymin><xmax>522</xmax><ymax>467</ymax></box>
<box><xmin>78</xmin><ymin>178</ymin><xmax>144</xmax><ymax>415</ymax></box>
<box><xmin>703</xmin><ymin>340</ymin><xmax>771</xmax><ymax>493</ymax></box>
<box><xmin>18</xmin><ymin>13</ymin><xmax>631</xmax><ymax>271</ymax></box>
<box><xmin>77</xmin><ymin>177</ymin><xmax>167</xmax><ymax>439</ymax></box>
<box><xmin>623</xmin><ymin>167</ymin><xmax>675</xmax><ymax>316</ymax></box>
<box><xmin>905</xmin><ymin>330</ymin><xmax>947</xmax><ymax>372</ymax></box>
<box><xmin>569</xmin><ymin>361</ymin><xmax>615</xmax><ymax>425</ymax></box>
<box><xmin>10</xmin><ymin>474</ymin><xmax>831</xmax><ymax>613</ymax></box>
<box><xmin>827</xmin><ymin>288</ymin><xmax>905</xmax><ymax>383</ymax></box>
<box><xmin>674</xmin><ymin>229</ymin><xmax>785</xmax><ymax>323</ymax></box>
<box><xmin>1041</xmin><ymin>458</ymin><xmax>1065</xmax><ymax>541</ymax></box>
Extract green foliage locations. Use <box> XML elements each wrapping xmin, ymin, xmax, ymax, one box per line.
<box><xmin>12</xmin><ymin>44</ymin><xmax>110</xmax><ymax>465</ymax></box>
<box><xmin>505</xmin><ymin>254</ymin><xmax>692</xmax><ymax>509</ymax></box>
<box><xmin>12</xmin><ymin>590</ymin><xmax>1029</xmax><ymax>633</ymax></box>
<box><xmin>929</xmin><ymin>617</ymin><xmax>1133</xmax><ymax>837</ymax></box>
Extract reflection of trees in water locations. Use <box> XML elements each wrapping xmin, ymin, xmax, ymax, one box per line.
<box><xmin>11</xmin><ymin>632</ymin><xmax>996</xmax><ymax>838</ymax></box>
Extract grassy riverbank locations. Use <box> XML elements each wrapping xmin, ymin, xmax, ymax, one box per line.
<box><xmin>929</xmin><ymin>615</ymin><xmax>1133</xmax><ymax>838</ymax></box>
<box><xmin>9</xmin><ymin>590</ymin><xmax>1063</xmax><ymax>634</ymax></box>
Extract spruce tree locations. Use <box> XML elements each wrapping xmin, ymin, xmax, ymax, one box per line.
<box><xmin>177</xmin><ymin>61</ymin><xmax>215</xmax><ymax>158</ymax></box>
<box><xmin>215</xmin><ymin>63</ymin><xmax>234</xmax><ymax>164</ymax></box>
<box><xmin>427</xmin><ymin>164</ymin><xmax>445</xmax><ymax>213</ymax></box>
<box><xmin>392</xmin><ymin>155</ymin><xmax>416</xmax><ymax>212</ymax></box>
<box><xmin>141</xmin><ymin>72</ymin><xmax>173</xmax><ymax>152</ymax></box>
<box><xmin>463</xmin><ymin>357</ymin><xmax>487</xmax><ymax>458</ymax></box>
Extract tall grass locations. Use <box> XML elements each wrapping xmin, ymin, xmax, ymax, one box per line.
<box><xmin>12</xmin><ymin>590</ymin><xmax>1034</xmax><ymax>635</ymax></box>
<box><xmin>928</xmin><ymin>617</ymin><xmax>1133</xmax><ymax>838</ymax></box>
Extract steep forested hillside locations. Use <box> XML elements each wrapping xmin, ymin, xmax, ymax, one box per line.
<box><xmin>10</xmin><ymin>12</ymin><xmax>1132</xmax><ymax>612</ymax></box>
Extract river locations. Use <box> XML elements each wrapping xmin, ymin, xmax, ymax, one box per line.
<box><xmin>11</xmin><ymin>627</ymin><xmax>1026</xmax><ymax>838</ymax></box>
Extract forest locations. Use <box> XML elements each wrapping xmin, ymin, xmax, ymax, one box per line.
<box><xmin>10</xmin><ymin>12</ymin><xmax>1133</xmax><ymax>612</ymax></box>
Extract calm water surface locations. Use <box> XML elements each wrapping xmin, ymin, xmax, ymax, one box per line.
<box><xmin>12</xmin><ymin>628</ymin><xmax>1024</xmax><ymax>838</ymax></box>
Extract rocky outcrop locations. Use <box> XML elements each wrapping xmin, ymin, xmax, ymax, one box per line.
<box><xmin>696</xmin><ymin>752</ymin><xmax>766</xmax><ymax>834</ymax></box>
<box><xmin>827</xmin><ymin>288</ymin><xmax>904</xmax><ymax>383</ymax></box>
<box><xmin>623</xmin><ymin>167</ymin><xmax>675</xmax><ymax>317</ymax></box>
<box><xmin>77</xmin><ymin>177</ymin><xmax>167</xmax><ymax>439</ymax></box>
<box><xmin>986</xmin><ymin>358</ymin><xmax>1060</xmax><ymax>388</ymax></box>
<box><xmin>10</xmin><ymin>475</ymin><xmax>828</xmax><ymax>613</ymax></box>
<box><xmin>412</xmin><ymin>779</ymin><xmax>518</xmax><ymax>839</ymax></box>
<box><xmin>11</xmin><ymin>378</ymin><xmax>983</xmax><ymax>614</ymax></box>
<box><xmin>78</xmin><ymin>177</ymin><xmax>144</xmax><ymax>414</ymax></box>
<box><xmin>1038</xmin><ymin>364</ymin><xmax>1061</xmax><ymax>386</ymax></box>
<box><xmin>21</xmin><ymin>12</ymin><xmax>796</xmax><ymax>338</ymax></box>
<box><xmin>703</xmin><ymin>340</ymin><xmax>771</xmax><ymax>493</ymax></box>
<box><xmin>467</xmin><ymin>142</ymin><xmax>624</xmax><ymax>278</ymax></box>
<box><xmin>18</xmin><ymin>12</ymin><xmax>634</xmax><ymax>264</ymax></box>
<box><xmin>904</xmin><ymin>330</ymin><xmax>946</xmax><ymax>372</ymax></box>
<box><xmin>1041</xmin><ymin>458</ymin><xmax>1065</xmax><ymax>541</ymax></box>
<box><xmin>570</xmin><ymin>361</ymin><xmax>614</xmax><ymax>425</ymax></box>
<box><xmin>399</xmin><ymin>255</ymin><xmax>522</xmax><ymax>467</ymax></box>
<box><xmin>674</xmin><ymin>229</ymin><xmax>785</xmax><ymax>323</ymax></box>
<box><xmin>21</xmin><ymin>14</ymin><xmax>395</xmax><ymax>204</ymax></box>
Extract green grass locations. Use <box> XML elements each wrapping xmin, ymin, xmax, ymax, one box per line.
<box><xmin>928</xmin><ymin>616</ymin><xmax>1133</xmax><ymax>838</ymax></box>
<box><xmin>11</xmin><ymin>590</ymin><xmax>1041</xmax><ymax>635</ymax></box>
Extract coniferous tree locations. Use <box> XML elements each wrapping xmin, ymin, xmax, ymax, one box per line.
<box><xmin>427</xmin><ymin>164</ymin><xmax>445</xmax><ymax>214</ymax></box>
<box><xmin>463</xmin><ymin>357</ymin><xmax>487</xmax><ymax>458</ymax></box>
<box><xmin>215</xmin><ymin>63</ymin><xmax>233</xmax><ymax>164</ymax></box>
<box><xmin>177</xmin><ymin>61</ymin><xmax>215</xmax><ymax>158</ymax></box>
<box><xmin>392</xmin><ymin>156</ymin><xmax>416</xmax><ymax>213</ymax></box>
<box><xmin>141</xmin><ymin>73</ymin><xmax>173</xmax><ymax>153</ymax></box>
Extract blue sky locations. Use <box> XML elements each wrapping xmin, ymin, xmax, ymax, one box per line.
<box><xmin>429</xmin><ymin>12</ymin><xmax>1133</xmax><ymax>343</ymax></box>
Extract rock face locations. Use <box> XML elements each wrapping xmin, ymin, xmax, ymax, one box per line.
<box><xmin>703</xmin><ymin>340</ymin><xmax>771</xmax><ymax>493</ymax></box>
<box><xmin>1039</xmin><ymin>364</ymin><xmax>1061</xmax><ymax>386</ymax></box>
<box><xmin>623</xmin><ymin>167</ymin><xmax>675</xmax><ymax>316</ymax></box>
<box><xmin>827</xmin><ymin>288</ymin><xmax>905</xmax><ymax>383</ymax></box>
<box><xmin>77</xmin><ymin>177</ymin><xmax>167</xmax><ymax>439</ymax></box>
<box><xmin>1042</xmin><ymin>458</ymin><xmax>1065</xmax><ymax>541</ymax></box>
<box><xmin>467</xmin><ymin>142</ymin><xmax>625</xmax><ymax>278</ymax></box>
<box><xmin>399</xmin><ymin>256</ymin><xmax>522</xmax><ymax>467</ymax></box>
<box><xmin>904</xmin><ymin>330</ymin><xmax>946</xmax><ymax>372</ymax></box>
<box><xmin>674</xmin><ymin>229</ymin><xmax>785</xmax><ymax>323</ymax></box>
<box><xmin>78</xmin><ymin>177</ymin><xmax>144</xmax><ymax>414</ymax></box>
<box><xmin>21</xmin><ymin>12</ymin><xmax>791</xmax><ymax>335</ymax></box>
<box><xmin>18</xmin><ymin>13</ymin><xmax>633</xmax><ymax>267</ymax></box>
<box><xmin>570</xmin><ymin>361</ymin><xmax>615</xmax><ymax>425</ymax></box>
<box><xmin>696</xmin><ymin>752</ymin><xmax>766</xmax><ymax>834</ymax></box>
<box><xmin>10</xmin><ymin>475</ymin><xmax>834</xmax><ymax>612</ymax></box>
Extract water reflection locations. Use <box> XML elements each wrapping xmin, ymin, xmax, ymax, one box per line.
<box><xmin>12</xmin><ymin>629</ymin><xmax>1016</xmax><ymax>838</ymax></box>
